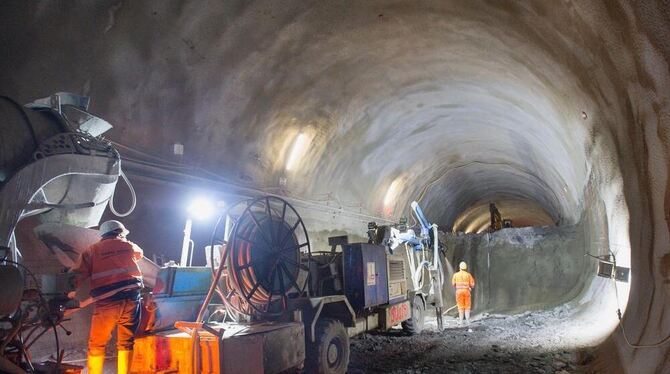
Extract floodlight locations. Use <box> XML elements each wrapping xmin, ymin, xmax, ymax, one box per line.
<box><xmin>187</xmin><ymin>197</ymin><xmax>216</xmax><ymax>220</ymax></box>
<box><xmin>181</xmin><ymin>198</ymin><xmax>224</xmax><ymax>266</ymax></box>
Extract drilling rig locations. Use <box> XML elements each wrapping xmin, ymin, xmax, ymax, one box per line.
<box><xmin>131</xmin><ymin>196</ymin><xmax>446</xmax><ymax>374</ymax></box>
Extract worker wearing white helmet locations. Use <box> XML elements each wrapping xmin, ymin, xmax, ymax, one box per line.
<box><xmin>452</xmin><ymin>261</ymin><xmax>475</xmax><ymax>330</ymax></box>
<box><xmin>71</xmin><ymin>220</ymin><xmax>144</xmax><ymax>374</ymax></box>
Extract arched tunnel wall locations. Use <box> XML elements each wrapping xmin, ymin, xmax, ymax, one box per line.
<box><xmin>1</xmin><ymin>1</ymin><xmax>670</xmax><ymax>372</ymax></box>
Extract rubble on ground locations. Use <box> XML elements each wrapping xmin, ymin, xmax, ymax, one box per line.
<box><xmin>349</xmin><ymin>307</ymin><xmax>599</xmax><ymax>373</ymax></box>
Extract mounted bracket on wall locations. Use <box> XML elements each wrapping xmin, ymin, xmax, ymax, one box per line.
<box><xmin>597</xmin><ymin>261</ymin><xmax>630</xmax><ymax>283</ymax></box>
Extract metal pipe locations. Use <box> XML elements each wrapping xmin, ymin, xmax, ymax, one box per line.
<box><xmin>180</xmin><ymin>218</ymin><xmax>192</xmax><ymax>266</ymax></box>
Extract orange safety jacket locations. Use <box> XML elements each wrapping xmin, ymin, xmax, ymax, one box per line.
<box><xmin>452</xmin><ymin>270</ymin><xmax>475</xmax><ymax>291</ymax></box>
<box><xmin>73</xmin><ymin>236</ymin><xmax>144</xmax><ymax>298</ymax></box>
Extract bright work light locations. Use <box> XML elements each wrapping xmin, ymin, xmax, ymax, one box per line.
<box><xmin>187</xmin><ymin>197</ymin><xmax>217</xmax><ymax>220</ymax></box>
<box><xmin>181</xmin><ymin>197</ymin><xmax>224</xmax><ymax>266</ymax></box>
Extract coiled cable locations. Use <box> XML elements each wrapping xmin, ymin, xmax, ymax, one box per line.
<box><xmin>108</xmin><ymin>169</ymin><xmax>136</xmax><ymax>217</ymax></box>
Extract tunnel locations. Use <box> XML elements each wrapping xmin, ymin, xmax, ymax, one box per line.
<box><xmin>1</xmin><ymin>1</ymin><xmax>669</xmax><ymax>373</ymax></box>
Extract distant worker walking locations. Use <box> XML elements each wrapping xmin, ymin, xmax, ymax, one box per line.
<box><xmin>452</xmin><ymin>261</ymin><xmax>475</xmax><ymax>330</ymax></box>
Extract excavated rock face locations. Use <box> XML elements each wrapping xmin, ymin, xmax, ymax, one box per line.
<box><xmin>1</xmin><ymin>1</ymin><xmax>669</xmax><ymax>371</ymax></box>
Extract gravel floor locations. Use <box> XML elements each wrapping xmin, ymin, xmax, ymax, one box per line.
<box><xmin>348</xmin><ymin>306</ymin><xmax>602</xmax><ymax>373</ymax></box>
<box><xmin>41</xmin><ymin>306</ymin><xmax>604</xmax><ymax>373</ymax></box>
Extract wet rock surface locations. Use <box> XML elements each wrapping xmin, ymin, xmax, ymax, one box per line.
<box><xmin>348</xmin><ymin>310</ymin><xmax>597</xmax><ymax>373</ymax></box>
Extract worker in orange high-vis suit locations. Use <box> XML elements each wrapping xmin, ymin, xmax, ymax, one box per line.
<box><xmin>452</xmin><ymin>261</ymin><xmax>475</xmax><ymax>331</ymax></box>
<box><xmin>71</xmin><ymin>220</ymin><xmax>144</xmax><ymax>374</ymax></box>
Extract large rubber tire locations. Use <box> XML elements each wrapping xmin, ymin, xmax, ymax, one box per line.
<box><xmin>306</xmin><ymin>318</ymin><xmax>350</xmax><ymax>374</ymax></box>
<box><xmin>402</xmin><ymin>295</ymin><xmax>426</xmax><ymax>335</ymax></box>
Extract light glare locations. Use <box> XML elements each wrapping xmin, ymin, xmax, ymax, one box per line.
<box><xmin>187</xmin><ymin>197</ymin><xmax>216</xmax><ymax>220</ymax></box>
<box><xmin>286</xmin><ymin>133</ymin><xmax>310</xmax><ymax>171</ymax></box>
<box><xmin>383</xmin><ymin>178</ymin><xmax>404</xmax><ymax>207</ymax></box>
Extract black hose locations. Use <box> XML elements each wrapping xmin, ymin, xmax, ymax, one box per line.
<box><xmin>1</xmin><ymin>260</ymin><xmax>41</xmax><ymax>292</ymax></box>
<box><xmin>1</xmin><ymin>259</ymin><xmax>59</xmax><ymax>371</ymax></box>
<box><xmin>0</xmin><ymin>95</ymin><xmax>39</xmax><ymax>148</ymax></box>
<box><xmin>52</xmin><ymin>322</ymin><xmax>61</xmax><ymax>367</ymax></box>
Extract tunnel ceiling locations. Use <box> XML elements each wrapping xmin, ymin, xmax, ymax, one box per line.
<box><xmin>0</xmin><ymin>1</ymin><xmax>648</xmax><ymax>231</ymax></box>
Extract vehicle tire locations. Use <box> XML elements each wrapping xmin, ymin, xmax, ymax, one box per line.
<box><xmin>402</xmin><ymin>295</ymin><xmax>425</xmax><ymax>335</ymax></box>
<box><xmin>306</xmin><ymin>318</ymin><xmax>350</xmax><ymax>374</ymax></box>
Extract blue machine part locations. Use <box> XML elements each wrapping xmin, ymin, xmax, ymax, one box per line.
<box><xmin>410</xmin><ymin>201</ymin><xmax>431</xmax><ymax>237</ymax></box>
<box><xmin>343</xmin><ymin>243</ymin><xmax>389</xmax><ymax>311</ymax></box>
<box><xmin>395</xmin><ymin>230</ymin><xmax>424</xmax><ymax>252</ymax></box>
<box><xmin>143</xmin><ymin>266</ymin><xmax>212</xmax><ymax>334</ymax></box>
<box><xmin>153</xmin><ymin>266</ymin><xmax>212</xmax><ymax>296</ymax></box>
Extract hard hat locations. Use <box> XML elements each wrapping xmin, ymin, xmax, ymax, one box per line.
<box><xmin>99</xmin><ymin>220</ymin><xmax>129</xmax><ymax>236</ymax></box>
<box><xmin>459</xmin><ymin>261</ymin><xmax>467</xmax><ymax>270</ymax></box>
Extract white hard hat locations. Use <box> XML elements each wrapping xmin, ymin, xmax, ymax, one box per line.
<box><xmin>459</xmin><ymin>261</ymin><xmax>467</xmax><ymax>270</ymax></box>
<box><xmin>99</xmin><ymin>220</ymin><xmax>129</xmax><ymax>236</ymax></box>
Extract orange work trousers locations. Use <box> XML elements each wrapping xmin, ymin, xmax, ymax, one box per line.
<box><xmin>88</xmin><ymin>296</ymin><xmax>141</xmax><ymax>356</ymax></box>
<box><xmin>455</xmin><ymin>289</ymin><xmax>472</xmax><ymax>311</ymax></box>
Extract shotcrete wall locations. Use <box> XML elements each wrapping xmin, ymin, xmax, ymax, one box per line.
<box><xmin>444</xmin><ymin>226</ymin><xmax>588</xmax><ymax>314</ymax></box>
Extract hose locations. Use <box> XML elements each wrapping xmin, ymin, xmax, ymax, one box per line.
<box><xmin>601</xmin><ymin>250</ymin><xmax>670</xmax><ymax>348</ymax></box>
<box><xmin>0</xmin><ymin>260</ymin><xmax>63</xmax><ymax>369</ymax></box>
<box><xmin>197</xmin><ymin>211</ymin><xmax>234</xmax><ymax>322</ymax></box>
<box><xmin>228</xmin><ymin>217</ymin><xmax>274</xmax><ymax>310</ymax></box>
<box><xmin>0</xmin><ymin>96</ymin><xmax>39</xmax><ymax>149</ymax></box>
<box><xmin>207</xmin><ymin>230</ymin><xmax>239</xmax><ymax>320</ymax></box>
<box><xmin>51</xmin><ymin>322</ymin><xmax>61</xmax><ymax>367</ymax></box>
<box><xmin>108</xmin><ymin>170</ymin><xmax>136</xmax><ymax>217</ymax></box>
<box><xmin>200</xmin><ymin>197</ymin><xmax>305</xmax><ymax>320</ymax></box>
<box><xmin>613</xmin><ymin>276</ymin><xmax>670</xmax><ymax>348</ymax></box>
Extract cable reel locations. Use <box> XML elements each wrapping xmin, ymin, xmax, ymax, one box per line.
<box><xmin>216</xmin><ymin>196</ymin><xmax>312</xmax><ymax>319</ymax></box>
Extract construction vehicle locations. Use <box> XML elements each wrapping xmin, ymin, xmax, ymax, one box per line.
<box><xmin>367</xmin><ymin>201</ymin><xmax>446</xmax><ymax>330</ymax></box>
<box><xmin>489</xmin><ymin>203</ymin><xmax>503</xmax><ymax>232</ymax></box>
<box><xmin>0</xmin><ymin>93</ymin><xmax>446</xmax><ymax>373</ymax></box>
<box><xmin>131</xmin><ymin>195</ymin><xmax>446</xmax><ymax>373</ymax></box>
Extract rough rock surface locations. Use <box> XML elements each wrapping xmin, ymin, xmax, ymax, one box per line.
<box><xmin>349</xmin><ymin>308</ymin><xmax>598</xmax><ymax>373</ymax></box>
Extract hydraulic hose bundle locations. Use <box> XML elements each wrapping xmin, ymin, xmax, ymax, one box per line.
<box><xmin>198</xmin><ymin>196</ymin><xmax>311</xmax><ymax>322</ymax></box>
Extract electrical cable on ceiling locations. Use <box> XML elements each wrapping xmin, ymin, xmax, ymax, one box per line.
<box><xmin>113</xmin><ymin>140</ymin><xmax>372</xmax><ymax>211</ymax></box>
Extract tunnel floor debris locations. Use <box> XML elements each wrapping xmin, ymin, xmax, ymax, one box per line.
<box><xmin>348</xmin><ymin>306</ymin><xmax>599</xmax><ymax>373</ymax></box>
<box><xmin>42</xmin><ymin>306</ymin><xmax>601</xmax><ymax>373</ymax></box>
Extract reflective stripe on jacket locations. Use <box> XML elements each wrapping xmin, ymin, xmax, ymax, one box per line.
<box><xmin>74</xmin><ymin>236</ymin><xmax>143</xmax><ymax>297</ymax></box>
<box><xmin>452</xmin><ymin>270</ymin><xmax>475</xmax><ymax>290</ymax></box>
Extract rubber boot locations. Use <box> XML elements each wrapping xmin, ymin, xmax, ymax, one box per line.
<box><xmin>465</xmin><ymin>309</ymin><xmax>472</xmax><ymax>332</ymax></box>
<box><xmin>117</xmin><ymin>350</ymin><xmax>133</xmax><ymax>374</ymax></box>
<box><xmin>87</xmin><ymin>354</ymin><xmax>104</xmax><ymax>374</ymax></box>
